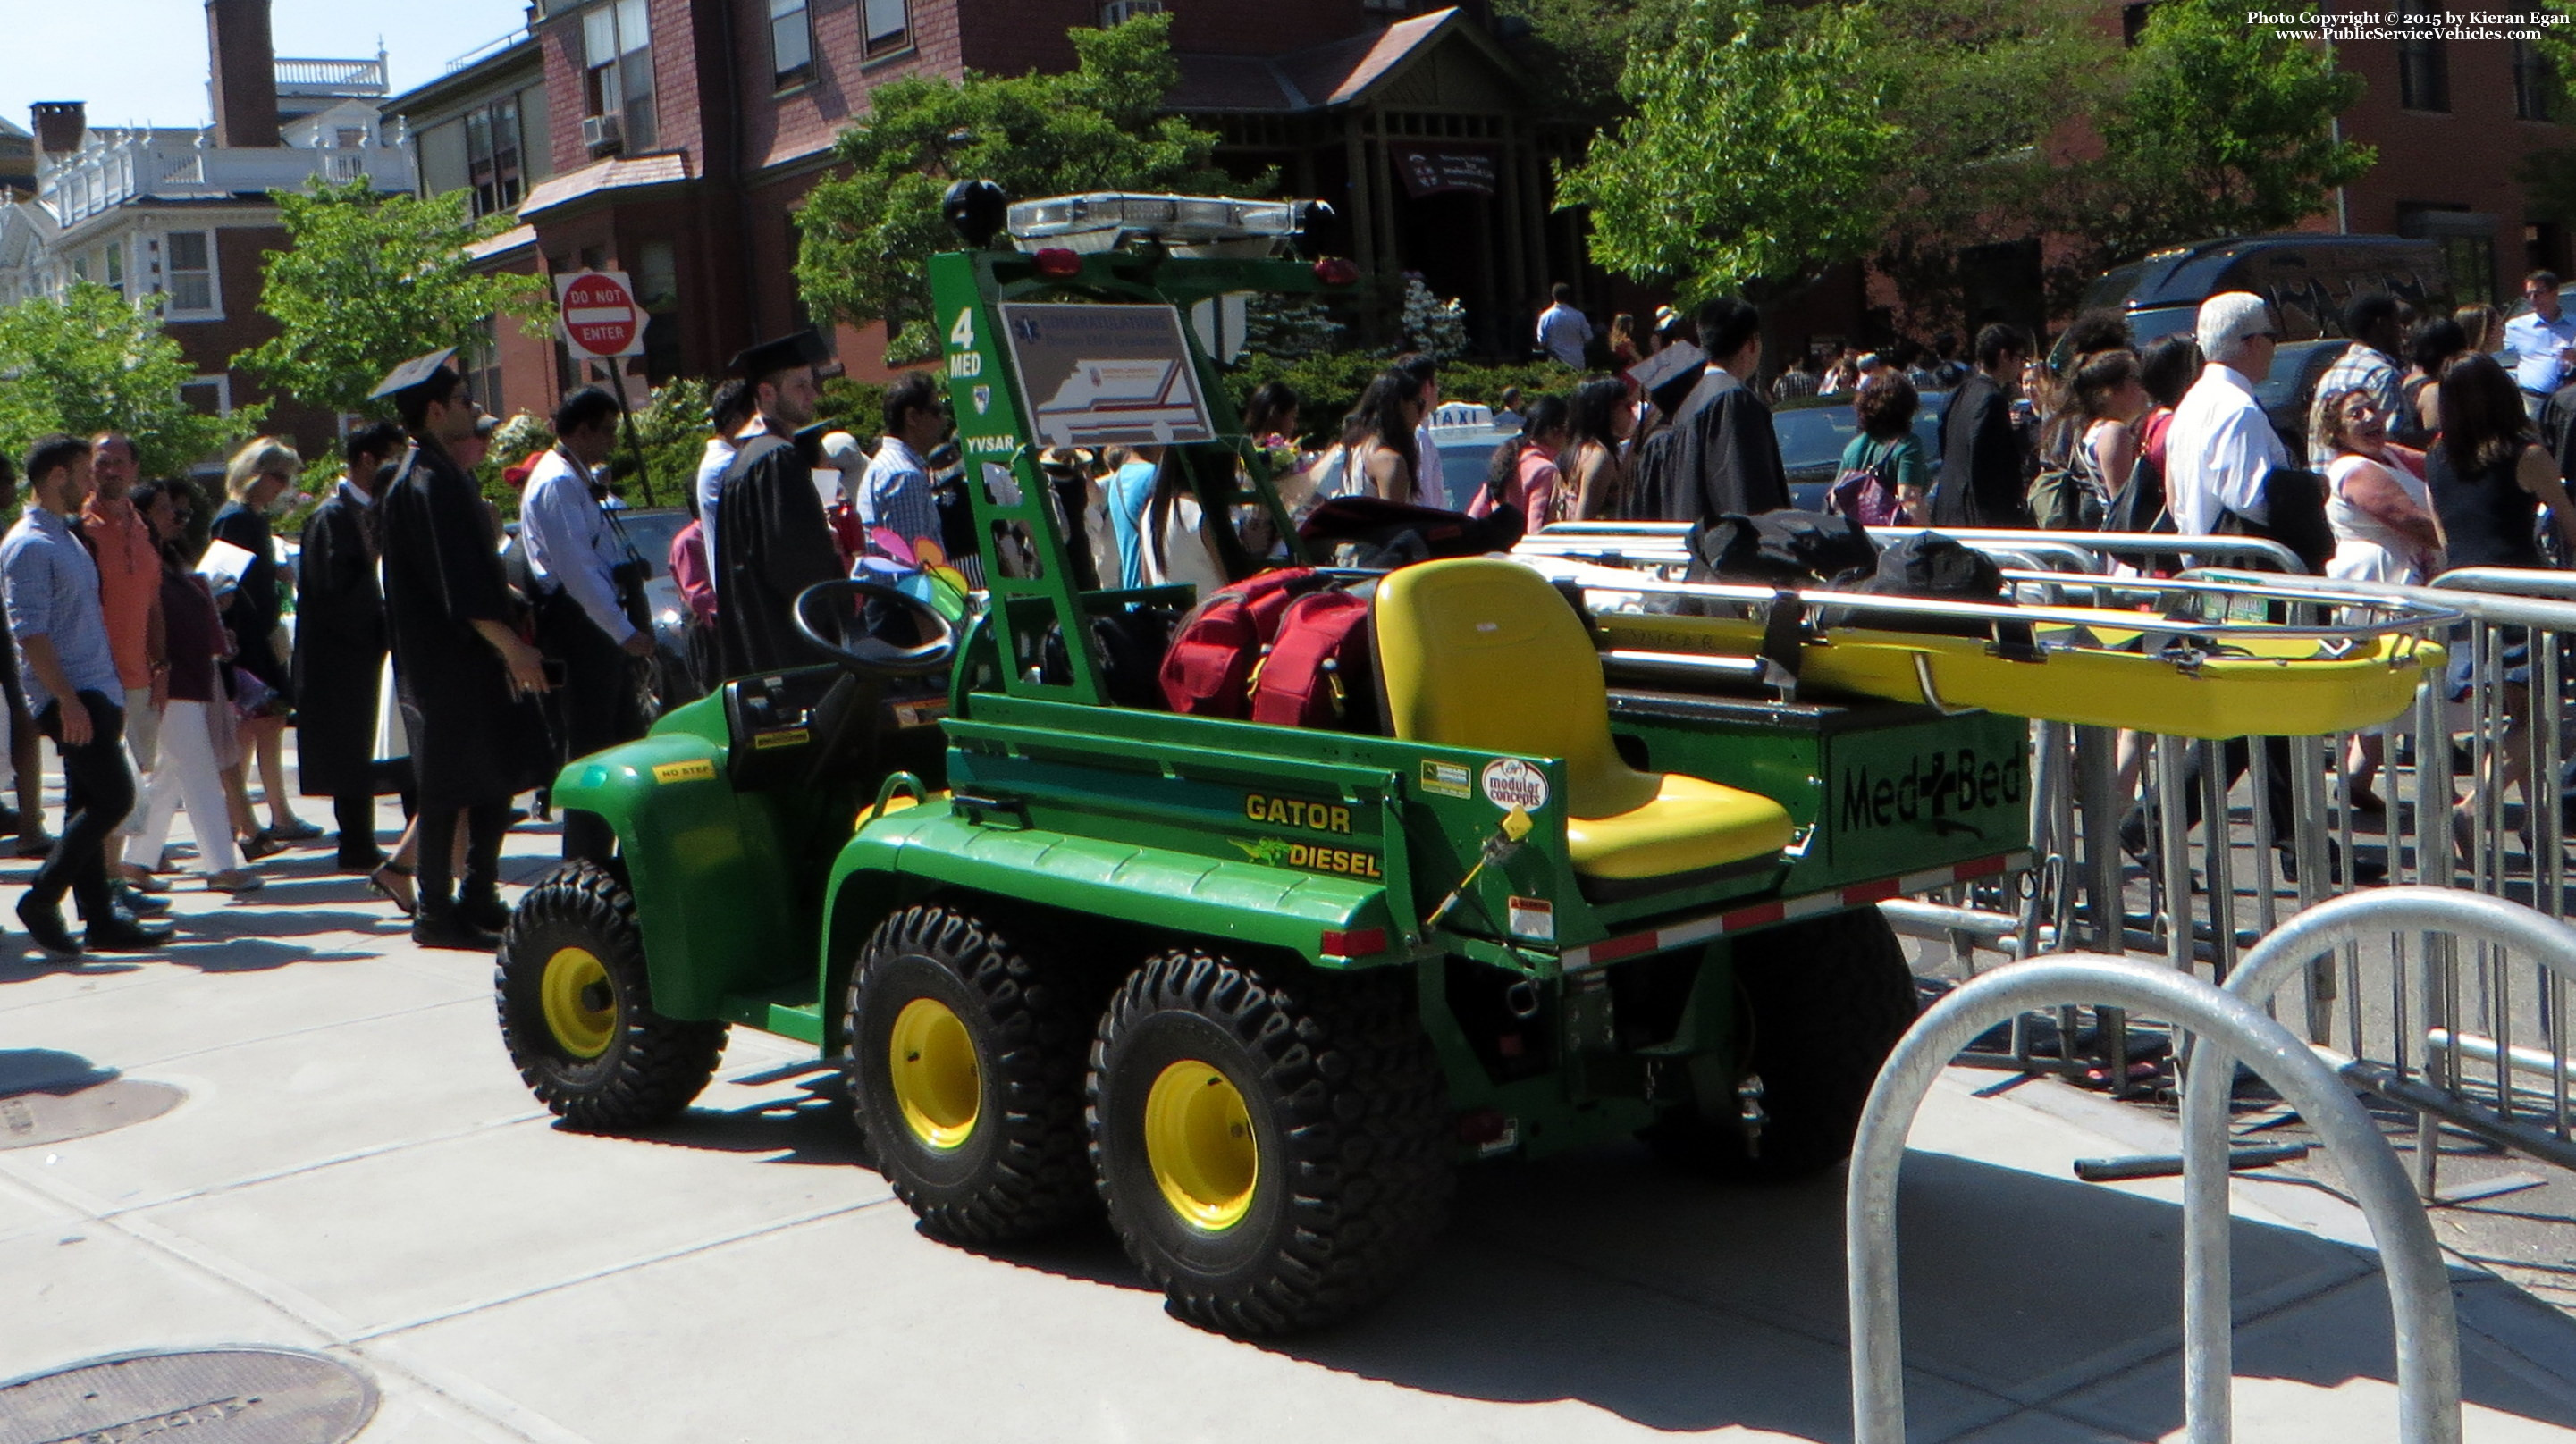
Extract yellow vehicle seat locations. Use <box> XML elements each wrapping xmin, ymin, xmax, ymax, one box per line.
<box><xmin>1373</xmin><ymin>558</ymin><xmax>1794</xmax><ymax>881</ymax></box>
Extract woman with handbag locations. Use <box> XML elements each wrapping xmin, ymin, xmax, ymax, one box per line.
<box><xmin>209</xmin><ymin>437</ymin><xmax>318</xmax><ymax>855</ymax></box>
<box><xmin>121</xmin><ymin>479</ymin><xmax>263</xmax><ymax>893</ymax></box>
<box><xmin>1830</xmin><ymin>372</ymin><xmax>1930</xmax><ymax>525</ymax></box>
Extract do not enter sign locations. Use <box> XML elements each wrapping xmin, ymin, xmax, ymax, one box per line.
<box><xmin>555</xmin><ymin>269</ymin><xmax>646</xmax><ymax>359</ymax></box>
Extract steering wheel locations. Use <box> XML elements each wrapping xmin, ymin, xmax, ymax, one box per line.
<box><xmin>791</xmin><ymin>579</ymin><xmax>957</xmax><ymax>679</ymax></box>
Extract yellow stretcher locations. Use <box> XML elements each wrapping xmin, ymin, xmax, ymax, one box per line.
<box><xmin>1519</xmin><ymin>557</ymin><xmax>2456</xmax><ymax>741</ymax></box>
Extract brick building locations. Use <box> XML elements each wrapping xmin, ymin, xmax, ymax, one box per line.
<box><xmin>387</xmin><ymin>1</ymin><xmax>1584</xmax><ymax>424</ymax></box>
<box><xmin>2326</xmin><ymin>23</ymin><xmax>2570</xmax><ymax>302</ymax></box>
<box><xmin>0</xmin><ymin>0</ymin><xmax>410</xmax><ymax>466</ymax></box>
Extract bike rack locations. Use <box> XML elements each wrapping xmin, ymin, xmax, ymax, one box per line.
<box><xmin>1848</xmin><ymin>955</ymin><xmax>2461</xmax><ymax>1444</ymax></box>
<box><xmin>2179</xmin><ymin>887</ymin><xmax>2576</xmax><ymax>1440</ymax></box>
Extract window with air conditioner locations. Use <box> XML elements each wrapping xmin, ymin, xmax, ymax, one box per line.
<box><xmin>865</xmin><ymin>0</ymin><xmax>909</xmax><ymax>55</ymax></box>
<box><xmin>583</xmin><ymin>0</ymin><xmax>655</xmax><ymax>151</ymax></box>
<box><xmin>164</xmin><ymin>231</ymin><xmax>216</xmax><ymax>315</ymax></box>
<box><xmin>771</xmin><ymin>0</ymin><xmax>813</xmax><ymax>84</ymax></box>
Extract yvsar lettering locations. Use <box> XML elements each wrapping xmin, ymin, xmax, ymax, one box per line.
<box><xmin>1839</xmin><ymin>749</ymin><xmax>2025</xmax><ymax>831</ymax></box>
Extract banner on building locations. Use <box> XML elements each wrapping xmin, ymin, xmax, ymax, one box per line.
<box><xmin>1390</xmin><ymin>144</ymin><xmax>1498</xmax><ymax>198</ymax></box>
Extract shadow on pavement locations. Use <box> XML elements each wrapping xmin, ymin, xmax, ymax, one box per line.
<box><xmin>598</xmin><ymin>1073</ymin><xmax>870</xmax><ymax>1169</ymax></box>
<box><xmin>0</xmin><ymin>1047</ymin><xmax>120</xmax><ymax>1095</ymax></box>
<box><xmin>0</xmin><ymin>953</ymin><xmax>143</xmax><ymax>985</ymax></box>
<box><xmin>1243</xmin><ymin>1143</ymin><xmax>2576</xmax><ymax>1439</ymax></box>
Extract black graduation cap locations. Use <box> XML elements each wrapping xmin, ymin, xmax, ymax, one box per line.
<box><xmin>728</xmin><ymin>329</ymin><xmax>830</xmax><ymax>382</ymax></box>
<box><xmin>369</xmin><ymin>348</ymin><xmax>459</xmax><ymax>402</ymax></box>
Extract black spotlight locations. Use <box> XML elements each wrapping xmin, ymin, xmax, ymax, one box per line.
<box><xmin>943</xmin><ymin>179</ymin><xmax>1007</xmax><ymax>249</ymax></box>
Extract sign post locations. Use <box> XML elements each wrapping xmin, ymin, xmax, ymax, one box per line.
<box><xmin>552</xmin><ymin>269</ymin><xmax>656</xmax><ymax>508</ymax></box>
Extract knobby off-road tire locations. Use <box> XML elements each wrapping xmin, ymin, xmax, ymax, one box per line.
<box><xmin>1648</xmin><ymin>908</ymin><xmax>1918</xmax><ymax>1182</ymax></box>
<box><xmin>496</xmin><ymin>861</ymin><xmax>727</xmax><ymax>1131</ymax></box>
<box><xmin>1089</xmin><ymin>950</ymin><xmax>1453</xmax><ymax>1335</ymax></box>
<box><xmin>846</xmin><ymin>903</ymin><xmax>1099</xmax><ymax>1243</ymax></box>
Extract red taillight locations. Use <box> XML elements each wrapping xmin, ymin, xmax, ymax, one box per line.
<box><xmin>1455</xmin><ymin>1108</ymin><xmax>1510</xmax><ymax>1146</ymax></box>
<box><xmin>1032</xmin><ymin>248</ymin><xmax>1082</xmax><ymax>278</ymax></box>
<box><xmin>1313</xmin><ymin>256</ymin><xmax>1359</xmax><ymax>286</ymax></box>
<box><xmin>1320</xmin><ymin>927</ymin><xmax>1386</xmax><ymax>957</ymax></box>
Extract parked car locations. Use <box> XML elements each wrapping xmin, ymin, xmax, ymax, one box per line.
<box><xmin>601</xmin><ymin>504</ymin><xmax>704</xmax><ymax>707</ymax></box>
<box><xmin>2061</xmin><ymin>234</ymin><xmax>2453</xmax><ymax>368</ymax></box>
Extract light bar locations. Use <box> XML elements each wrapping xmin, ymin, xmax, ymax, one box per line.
<box><xmin>1005</xmin><ymin>192</ymin><xmax>1308</xmax><ymax>258</ymax></box>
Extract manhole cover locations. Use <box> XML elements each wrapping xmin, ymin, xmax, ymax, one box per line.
<box><xmin>0</xmin><ymin>1080</ymin><xmax>184</xmax><ymax>1149</ymax></box>
<box><xmin>0</xmin><ymin>1347</ymin><xmax>375</xmax><ymax>1444</ymax></box>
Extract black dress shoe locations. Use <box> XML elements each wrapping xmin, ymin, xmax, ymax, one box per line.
<box><xmin>459</xmin><ymin>889</ymin><xmax>512</xmax><ymax>934</ymax></box>
<box><xmin>88</xmin><ymin>917</ymin><xmax>175</xmax><ymax>952</ymax></box>
<box><xmin>16</xmin><ymin>896</ymin><xmax>80</xmax><ymax>954</ymax></box>
<box><xmin>0</xmin><ymin>802</ymin><xmax>21</xmax><ymax>837</ymax></box>
<box><xmin>114</xmin><ymin>884</ymin><xmax>170</xmax><ymax>916</ymax></box>
<box><xmin>413</xmin><ymin>911</ymin><xmax>504</xmax><ymax>952</ymax></box>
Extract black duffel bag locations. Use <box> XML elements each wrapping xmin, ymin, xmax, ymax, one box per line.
<box><xmin>1684</xmin><ymin>508</ymin><xmax>1878</xmax><ymax>585</ymax></box>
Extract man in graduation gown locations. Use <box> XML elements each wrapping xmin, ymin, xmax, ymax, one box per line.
<box><xmin>1629</xmin><ymin>297</ymin><xmax>1790</xmax><ymax>524</ymax></box>
<box><xmin>713</xmin><ymin>330</ymin><xmax>844</xmax><ymax>679</ymax></box>
<box><xmin>293</xmin><ymin>419</ymin><xmax>405</xmax><ymax>871</ymax></box>
<box><xmin>374</xmin><ymin>351</ymin><xmax>553</xmax><ymax>950</ymax></box>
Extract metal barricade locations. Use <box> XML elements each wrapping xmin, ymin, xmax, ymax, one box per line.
<box><xmin>1850</xmin><ymin>955</ymin><xmax>2461</xmax><ymax>1444</ymax></box>
<box><xmin>2168</xmin><ymin>567</ymin><xmax>2576</xmax><ymax>1180</ymax></box>
<box><xmin>1525</xmin><ymin>528</ymin><xmax>2576</xmax><ymax>1182</ymax></box>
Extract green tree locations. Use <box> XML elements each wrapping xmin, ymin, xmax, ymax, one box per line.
<box><xmin>1860</xmin><ymin>0</ymin><xmax>2117</xmax><ymax>325</ymax></box>
<box><xmin>237</xmin><ymin>177</ymin><xmax>552</xmax><ymax>421</ymax></box>
<box><xmin>1554</xmin><ymin>0</ymin><xmax>1900</xmax><ymax>306</ymax></box>
<box><xmin>0</xmin><ymin>282</ymin><xmax>257</xmax><ymax>477</ymax></box>
<box><xmin>2088</xmin><ymin>0</ymin><xmax>2374</xmax><ymax>264</ymax></box>
<box><xmin>1488</xmin><ymin>0</ymin><xmax>1689</xmax><ymax>119</ymax></box>
<box><xmin>795</xmin><ymin>13</ymin><xmax>1247</xmax><ymax>365</ymax></box>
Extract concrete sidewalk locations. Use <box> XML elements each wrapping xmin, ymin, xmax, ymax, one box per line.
<box><xmin>7</xmin><ymin>818</ymin><xmax>2576</xmax><ymax>1442</ymax></box>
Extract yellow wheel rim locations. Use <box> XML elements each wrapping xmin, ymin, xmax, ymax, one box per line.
<box><xmin>540</xmin><ymin>947</ymin><xmax>617</xmax><ymax>1059</ymax></box>
<box><xmin>888</xmin><ymin>997</ymin><xmax>981</xmax><ymax>1150</ymax></box>
<box><xmin>1143</xmin><ymin>1060</ymin><xmax>1259</xmax><ymax>1232</ymax></box>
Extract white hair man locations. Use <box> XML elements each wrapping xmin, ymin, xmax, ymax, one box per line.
<box><xmin>2166</xmin><ymin>291</ymin><xmax>2283</xmax><ymax>537</ymax></box>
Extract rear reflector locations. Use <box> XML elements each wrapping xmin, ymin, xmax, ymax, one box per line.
<box><xmin>1321</xmin><ymin>928</ymin><xmax>1386</xmax><ymax>957</ymax></box>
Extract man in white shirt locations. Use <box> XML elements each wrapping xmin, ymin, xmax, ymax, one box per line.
<box><xmin>2505</xmin><ymin>270</ymin><xmax>2576</xmax><ymax>418</ymax></box>
<box><xmin>693</xmin><ymin>379</ymin><xmax>757</xmax><ymax>579</ymax></box>
<box><xmin>2166</xmin><ymin>291</ymin><xmax>2285</xmax><ymax>537</ymax></box>
<box><xmin>1534</xmin><ymin>282</ymin><xmax>1592</xmax><ymax>369</ymax></box>
<box><xmin>519</xmin><ymin>387</ymin><xmax>651</xmax><ymax>857</ymax></box>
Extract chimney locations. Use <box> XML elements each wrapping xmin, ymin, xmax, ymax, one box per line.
<box><xmin>205</xmin><ymin>0</ymin><xmax>280</xmax><ymax>148</ymax></box>
<box><xmin>30</xmin><ymin>103</ymin><xmax>88</xmax><ymax>158</ymax></box>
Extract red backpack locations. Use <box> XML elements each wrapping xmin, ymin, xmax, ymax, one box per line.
<box><xmin>1250</xmin><ymin>590</ymin><xmax>1376</xmax><ymax>729</ymax></box>
<box><xmin>1157</xmin><ymin>567</ymin><xmax>1319</xmax><ymax>716</ymax></box>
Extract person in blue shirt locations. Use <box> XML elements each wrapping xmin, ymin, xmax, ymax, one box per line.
<box><xmin>2505</xmin><ymin>270</ymin><xmax>2576</xmax><ymax>419</ymax></box>
<box><xmin>1107</xmin><ymin>444</ymin><xmax>1162</xmax><ymax>590</ymax></box>
<box><xmin>2</xmin><ymin>434</ymin><xmax>169</xmax><ymax>953</ymax></box>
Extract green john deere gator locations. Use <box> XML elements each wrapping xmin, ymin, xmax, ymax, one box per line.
<box><xmin>493</xmin><ymin>189</ymin><xmax>2032</xmax><ymax>1335</ymax></box>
